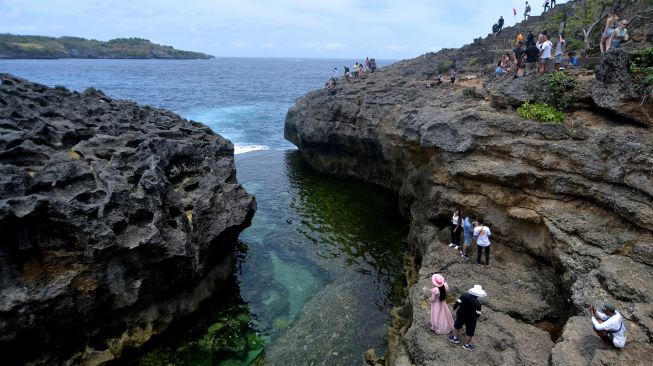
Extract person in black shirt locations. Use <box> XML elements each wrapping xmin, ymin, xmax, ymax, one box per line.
<box><xmin>448</xmin><ymin>285</ymin><xmax>487</xmax><ymax>351</ymax></box>
<box><xmin>498</xmin><ymin>16</ymin><xmax>504</xmax><ymax>33</ymax></box>
<box><xmin>513</xmin><ymin>42</ymin><xmax>526</xmax><ymax>77</ymax></box>
<box><xmin>524</xmin><ymin>43</ymin><xmax>540</xmax><ymax>75</ymax></box>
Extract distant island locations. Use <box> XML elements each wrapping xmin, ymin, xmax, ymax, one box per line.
<box><xmin>0</xmin><ymin>34</ymin><xmax>214</xmax><ymax>59</ymax></box>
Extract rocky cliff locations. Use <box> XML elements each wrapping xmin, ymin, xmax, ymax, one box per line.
<box><xmin>285</xmin><ymin>50</ymin><xmax>653</xmax><ymax>364</ymax></box>
<box><xmin>0</xmin><ymin>74</ymin><xmax>255</xmax><ymax>365</ymax></box>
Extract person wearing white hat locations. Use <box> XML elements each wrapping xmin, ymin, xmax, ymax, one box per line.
<box><xmin>448</xmin><ymin>285</ymin><xmax>487</xmax><ymax>351</ymax></box>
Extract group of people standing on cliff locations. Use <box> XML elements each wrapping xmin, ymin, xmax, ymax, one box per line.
<box><xmin>449</xmin><ymin>210</ymin><xmax>491</xmax><ymax>265</ymax></box>
<box><xmin>427</xmin><ymin>207</ymin><xmax>628</xmax><ymax>352</ymax></box>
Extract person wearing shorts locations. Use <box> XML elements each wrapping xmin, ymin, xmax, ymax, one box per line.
<box><xmin>460</xmin><ymin>214</ymin><xmax>475</xmax><ymax>260</ymax></box>
<box><xmin>448</xmin><ymin>285</ymin><xmax>487</xmax><ymax>351</ymax></box>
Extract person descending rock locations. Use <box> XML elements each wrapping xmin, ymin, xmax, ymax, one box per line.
<box><xmin>448</xmin><ymin>285</ymin><xmax>487</xmax><ymax>351</ymax></box>
<box><xmin>460</xmin><ymin>214</ymin><xmax>476</xmax><ymax>260</ymax></box>
<box><xmin>449</xmin><ymin>208</ymin><xmax>462</xmax><ymax>249</ymax></box>
<box><xmin>590</xmin><ymin>302</ymin><xmax>627</xmax><ymax>348</ymax></box>
<box><xmin>429</xmin><ymin>274</ymin><xmax>454</xmax><ymax>334</ymax></box>
<box><xmin>543</xmin><ymin>0</ymin><xmax>549</xmax><ymax>13</ymax></box>
<box><xmin>524</xmin><ymin>1</ymin><xmax>531</xmax><ymax>20</ymax></box>
<box><xmin>474</xmin><ymin>219</ymin><xmax>492</xmax><ymax>266</ymax></box>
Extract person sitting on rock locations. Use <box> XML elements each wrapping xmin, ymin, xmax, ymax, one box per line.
<box><xmin>448</xmin><ymin>285</ymin><xmax>487</xmax><ymax>351</ymax></box>
<box><xmin>590</xmin><ymin>302</ymin><xmax>627</xmax><ymax>349</ymax></box>
<box><xmin>429</xmin><ymin>274</ymin><xmax>454</xmax><ymax>334</ymax></box>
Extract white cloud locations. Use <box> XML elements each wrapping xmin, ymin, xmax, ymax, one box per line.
<box><xmin>231</xmin><ymin>41</ymin><xmax>246</xmax><ymax>48</ymax></box>
<box><xmin>386</xmin><ymin>45</ymin><xmax>409</xmax><ymax>52</ymax></box>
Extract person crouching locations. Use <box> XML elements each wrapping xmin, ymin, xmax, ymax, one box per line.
<box><xmin>590</xmin><ymin>302</ymin><xmax>627</xmax><ymax>349</ymax></box>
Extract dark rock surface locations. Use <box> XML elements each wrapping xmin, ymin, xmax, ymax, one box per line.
<box><xmin>0</xmin><ymin>74</ymin><xmax>255</xmax><ymax>365</ymax></box>
<box><xmin>284</xmin><ymin>44</ymin><xmax>653</xmax><ymax>364</ymax></box>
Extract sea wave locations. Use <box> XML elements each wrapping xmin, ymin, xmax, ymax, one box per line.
<box><xmin>234</xmin><ymin>144</ymin><xmax>270</xmax><ymax>154</ymax></box>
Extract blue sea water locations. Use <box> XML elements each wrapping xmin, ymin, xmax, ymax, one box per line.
<box><xmin>0</xmin><ymin>58</ymin><xmax>404</xmax><ymax>365</ymax></box>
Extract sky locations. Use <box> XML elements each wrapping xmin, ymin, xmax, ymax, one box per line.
<box><xmin>0</xmin><ymin>1</ymin><xmax>560</xmax><ymax>59</ymax></box>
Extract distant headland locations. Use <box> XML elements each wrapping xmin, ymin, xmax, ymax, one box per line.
<box><xmin>0</xmin><ymin>34</ymin><xmax>214</xmax><ymax>59</ymax></box>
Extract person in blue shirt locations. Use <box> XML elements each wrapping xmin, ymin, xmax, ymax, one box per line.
<box><xmin>460</xmin><ymin>214</ymin><xmax>476</xmax><ymax>260</ymax></box>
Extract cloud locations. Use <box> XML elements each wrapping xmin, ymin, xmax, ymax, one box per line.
<box><xmin>300</xmin><ymin>42</ymin><xmax>348</xmax><ymax>51</ymax></box>
<box><xmin>385</xmin><ymin>45</ymin><xmax>409</xmax><ymax>52</ymax></box>
<box><xmin>231</xmin><ymin>41</ymin><xmax>246</xmax><ymax>48</ymax></box>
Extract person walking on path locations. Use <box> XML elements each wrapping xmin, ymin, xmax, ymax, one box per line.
<box><xmin>608</xmin><ymin>20</ymin><xmax>629</xmax><ymax>50</ymax></box>
<box><xmin>429</xmin><ymin>274</ymin><xmax>455</xmax><ymax>334</ymax></box>
<box><xmin>448</xmin><ymin>208</ymin><xmax>462</xmax><ymax>249</ymax></box>
<box><xmin>460</xmin><ymin>214</ymin><xmax>476</xmax><ymax>260</ymax></box>
<box><xmin>590</xmin><ymin>302</ymin><xmax>627</xmax><ymax>348</ymax></box>
<box><xmin>524</xmin><ymin>2</ymin><xmax>531</xmax><ymax>20</ymax></box>
<box><xmin>474</xmin><ymin>219</ymin><xmax>492</xmax><ymax>266</ymax></box>
<box><xmin>600</xmin><ymin>11</ymin><xmax>619</xmax><ymax>53</ymax></box>
<box><xmin>448</xmin><ymin>285</ymin><xmax>487</xmax><ymax>351</ymax></box>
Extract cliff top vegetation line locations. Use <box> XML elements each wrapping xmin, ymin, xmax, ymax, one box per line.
<box><xmin>0</xmin><ymin>34</ymin><xmax>214</xmax><ymax>59</ymax></box>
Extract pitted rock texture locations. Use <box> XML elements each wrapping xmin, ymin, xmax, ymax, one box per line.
<box><xmin>0</xmin><ymin>74</ymin><xmax>256</xmax><ymax>365</ymax></box>
<box><xmin>285</xmin><ymin>51</ymin><xmax>653</xmax><ymax>364</ymax></box>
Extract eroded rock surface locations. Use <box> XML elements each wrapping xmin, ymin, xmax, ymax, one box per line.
<box><xmin>0</xmin><ymin>74</ymin><xmax>256</xmax><ymax>365</ymax></box>
<box><xmin>285</xmin><ymin>50</ymin><xmax>653</xmax><ymax>364</ymax></box>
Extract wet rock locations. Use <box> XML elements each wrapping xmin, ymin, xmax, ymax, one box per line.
<box><xmin>0</xmin><ymin>74</ymin><xmax>256</xmax><ymax>364</ymax></box>
<box><xmin>284</xmin><ymin>32</ymin><xmax>653</xmax><ymax>364</ymax></box>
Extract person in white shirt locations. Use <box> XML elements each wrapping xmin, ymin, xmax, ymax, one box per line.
<box><xmin>473</xmin><ymin>219</ymin><xmax>491</xmax><ymax>266</ymax></box>
<box><xmin>590</xmin><ymin>302</ymin><xmax>627</xmax><ymax>348</ymax></box>
<box><xmin>538</xmin><ymin>34</ymin><xmax>553</xmax><ymax>74</ymax></box>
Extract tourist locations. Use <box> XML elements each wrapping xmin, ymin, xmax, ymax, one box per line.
<box><xmin>495</xmin><ymin>61</ymin><xmax>508</xmax><ymax>77</ymax></box>
<box><xmin>538</xmin><ymin>34</ymin><xmax>553</xmax><ymax>74</ymax></box>
<box><xmin>474</xmin><ymin>219</ymin><xmax>491</xmax><ymax>266</ymax></box>
<box><xmin>325</xmin><ymin>78</ymin><xmax>337</xmax><ymax>95</ymax></box>
<box><xmin>543</xmin><ymin>1</ymin><xmax>549</xmax><ymax>13</ymax></box>
<box><xmin>608</xmin><ymin>20</ymin><xmax>629</xmax><ymax>50</ymax></box>
<box><xmin>525</xmin><ymin>42</ymin><xmax>540</xmax><ymax>74</ymax></box>
<box><xmin>526</xmin><ymin>30</ymin><xmax>535</xmax><ymax>47</ymax></box>
<box><xmin>498</xmin><ymin>16</ymin><xmax>505</xmax><ymax>33</ymax></box>
<box><xmin>369</xmin><ymin>58</ymin><xmax>377</xmax><ymax>72</ymax></box>
<box><xmin>550</xmin><ymin>0</ymin><xmax>556</xmax><ymax>8</ymax></box>
<box><xmin>600</xmin><ymin>11</ymin><xmax>619</xmax><ymax>53</ymax></box>
<box><xmin>554</xmin><ymin>34</ymin><xmax>566</xmax><ymax>71</ymax></box>
<box><xmin>448</xmin><ymin>208</ymin><xmax>462</xmax><ymax>248</ymax></box>
<box><xmin>590</xmin><ymin>302</ymin><xmax>627</xmax><ymax>348</ymax></box>
<box><xmin>513</xmin><ymin>42</ymin><xmax>526</xmax><ymax>77</ymax></box>
<box><xmin>365</xmin><ymin>57</ymin><xmax>371</xmax><ymax>72</ymax></box>
<box><xmin>516</xmin><ymin>32</ymin><xmax>525</xmax><ymax>45</ymax></box>
<box><xmin>429</xmin><ymin>274</ymin><xmax>454</xmax><ymax>334</ymax></box>
<box><xmin>332</xmin><ymin>67</ymin><xmax>339</xmax><ymax>80</ymax></box>
<box><xmin>450</xmin><ymin>67</ymin><xmax>456</xmax><ymax>84</ymax></box>
<box><xmin>448</xmin><ymin>285</ymin><xmax>487</xmax><ymax>351</ymax></box>
<box><xmin>567</xmin><ymin>51</ymin><xmax>580</xmax><ymax>67</ymax></box>
<box><xmin>492</xmin><ymin>23</ymin><xmax>500</xmax><ymax>38</ymax></box>
<box><xmin>460</xmin><ymin>214</ymin><xmax>476</xmax><ymax>260</ymax></box>
<box><xmin>524</xmin><ymin>1</ymin><xmax>531</xmax><ymax>20</ymax></box>
<box><xmin>500</xmin><ymin>52</ymin><xmax>511</xmax><ymax>72</ymax></box>
<box><xmin>358</xmin><ymin>64</ymin><xmax>366</xmax><ymax>80</ymax></box>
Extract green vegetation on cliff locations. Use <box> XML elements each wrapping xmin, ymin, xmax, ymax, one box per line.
<box><xmin>0</xmin><ymin>34</ymin><xmax>214</xmax><ymax>59</ymax></box>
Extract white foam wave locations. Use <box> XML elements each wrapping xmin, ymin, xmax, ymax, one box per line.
<box><xmin>234</xmin><ymin>144</ymin><xmax>270</xmax><ymax>154</ymax></box>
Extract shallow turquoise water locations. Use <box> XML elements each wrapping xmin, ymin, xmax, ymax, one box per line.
<box><xmin>123</xmin><ymin>150</ymin><xmax>407</xmax><ymax>365</ymax></box>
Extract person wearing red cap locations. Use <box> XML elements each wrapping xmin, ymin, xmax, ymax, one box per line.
<box><xmin>429</xmin><ymin>273</ymin><xmax>454</xmax><ymax>334</ymax></box>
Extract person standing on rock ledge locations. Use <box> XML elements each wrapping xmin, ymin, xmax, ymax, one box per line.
<box><xmin>449</xmin><ymin>208</ymin><xmax>462</xmax><ymax>249</ymax></box>
<box><xmin>448</xmin><ymin>285</ymin><xmax>487</xmax><ymax>351</ymax></box>
<box><xmin>590</xmin><ymin>302</ymin><xmax>627</xmax><ymax>349</ymax></box>
<box><xmin>473</xmin><ymin>219</ymin><xmax>492</xmax><ymax>266</ymax></box>
<box><xmin>429</xmin><ymin>274</ymin><xmax>454</xmax><ymax>334</ymax></box>
<box><xmin>460</xmin><ymin>214</ymin><xmax>476</xmax><ymax>260</ymax></box>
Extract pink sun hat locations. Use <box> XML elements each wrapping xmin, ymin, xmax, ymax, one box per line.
<box><xmin>431</xmin><ymin>273</ymin><xmax>445</xmax><ymax>287</ymax></box>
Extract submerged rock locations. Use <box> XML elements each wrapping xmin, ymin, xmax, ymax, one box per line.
<box><xmin>0</xmin><ymin>74</ymin><xmax>256</xmax><ymax>364</ymax></box>
<box><xmin>284</xmin><ymin>42</ymin><xmax>653</xmax><ymax>365</ymax></box>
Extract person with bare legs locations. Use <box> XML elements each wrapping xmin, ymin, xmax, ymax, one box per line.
<box><xmin>448</xmin><ymin>285</ymin><xmax>487</xmax><ymax>351</ymax></box>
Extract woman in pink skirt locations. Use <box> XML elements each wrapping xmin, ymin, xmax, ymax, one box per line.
<box><xmin>429</xmin><ymin>274</ymin><xmax>454</xmax><ymax>334</ymax></box>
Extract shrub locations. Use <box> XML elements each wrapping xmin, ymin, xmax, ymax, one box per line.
<box><xmin>437</xmin><ymin>60</ymin><xmax>453</xmax><ymax>73</ymax></box>
<box><xmin>517</xmin><ymin>101</ymin><xmax>564</xmax><ymax>123</ymax></box>
<box><xmin>469</xmin><ymin>57</ymin><xmax>478</xmax><ymax>66</ymax></box>
<box><xmin>628</xmin><ymin>47</ymin><xmax>653</xmax><ymax>102</ymax></box>
<box><xmin>545</xmin><ymin>72</ymin><xmax>578</xmax><ymax>110</ymax></box>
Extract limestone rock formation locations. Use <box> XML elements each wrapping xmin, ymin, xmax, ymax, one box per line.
<box><xmin>0</xmin><ymin>74</ymin><xmax>255</xmax><ymax>365</ymax></box>
<box><xmin>285</xmin><ymin>51</ymin><xmax>653</xmax><ymax>364</ymax></box>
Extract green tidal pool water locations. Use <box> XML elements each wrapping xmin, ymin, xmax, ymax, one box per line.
<box><xmin>127</xmin><ymin>150</ymin><xmax>407</xmax><ymax>365</ymax></box>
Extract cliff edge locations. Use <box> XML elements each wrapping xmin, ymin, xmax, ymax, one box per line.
<box><xmin>0</xmin><ymin>74</ymin><xmax>255</xmax><ymax>365</ymax></box>
<box><xmin>285</xmin><ymin>50</ymin><xmax>652</xmax><ymax>365</ymax></box>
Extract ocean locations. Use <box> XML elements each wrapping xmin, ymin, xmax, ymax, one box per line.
<box><xmin>0</xmin><ymin>57</ymin><xmax>405</xmax><ymax>365</ymax></box>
